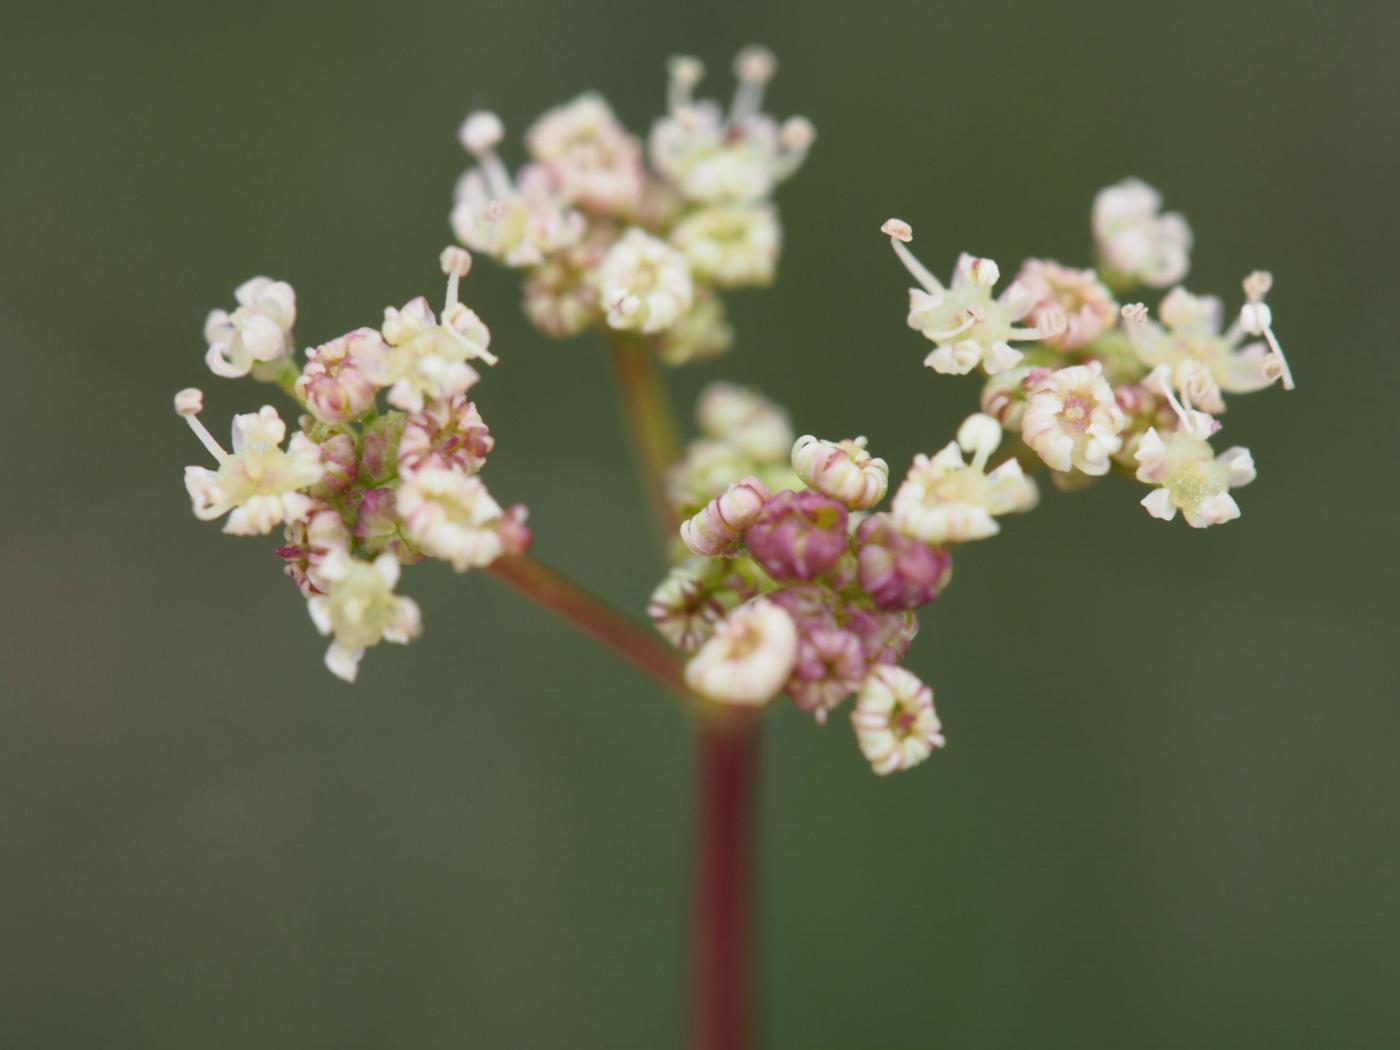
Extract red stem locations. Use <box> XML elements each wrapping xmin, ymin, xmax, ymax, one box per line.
<box><xmin>693</xmin><ymin>714</ymin><xmax>759</xmax><ymax>1050</ymax></box>
<box><xmin>486</xmin><ymin>555</ymin><xmax>687</xmax><ymax>698</ymax></box>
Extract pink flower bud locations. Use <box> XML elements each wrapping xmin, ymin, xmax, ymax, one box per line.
<box><xmin>296</xmin><ymin>328</ymin><xmax>382</xmax><ymax>423</ymax></box>
<box><xmin>791</xmin><ymin>435</ymin><xmax>888</xmax><ymax>510</ymax></box>
<box><xmin>788</xmin><ymin>627</ymin><xmax>865</xmax><ymax>724</ymax></box>
<box><xmin>743</xmin><ymin>490</ymin><xmax>849</xmax><ymax>582</ymax></box>
<box><xmin>398</xmin><ymin>396</ymin><xmax>494</xmax><ymax>477</ymax></box>
<box><xmin>844</xmin><ymin>607</ymin><xmax>919</xmax><ymax>665</ymax></box>
<box><xmin>855</xmin><ymin>514</ymin><xmax>953</xmax><ymax>610</ymax></box>
<box><xmin>275</xmin><ymin>504</ymin><xmax>350</xmax><ymax>597</ymax></box>
<box><xmin>681</xmin><ymin>477</ymin><xmax>770</xmax><ymax>557</ymax></box>
<box><xmin>766</xmin><ymin>584</ymin><xmax>839</xmax><ymax>634</ymax></box>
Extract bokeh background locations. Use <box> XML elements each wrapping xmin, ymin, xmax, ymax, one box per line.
<box><xmin>4</xmin><ymin>0</ymin><xmax>1398</xmax><ymax>1046</ymax></box>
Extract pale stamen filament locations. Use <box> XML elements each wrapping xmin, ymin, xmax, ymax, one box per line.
<box><xmin>667</xmin><ymin>56</ymin><xmax>704</xmax><ymax>113</ymax></box>
<box><xmin>440</xmin><ymin>246</ymin><xmax>473</xmax><ymax>311</ymax></box>
<box><xmin>1241</xmin><ymin>271</ymin><xmax>1295</xmax><ymax>391</ymax></box>
<box><xmin>478</xmin><ymin>148</ymin><xmax>513</xmax><ymax>200</ymax></box>
<box><xmin>174</xmin><ymin>388</ymin><xmax>228</xmax><ymax>463</ymax></box>
<box><xmin>729</xmin><ymin>46</ymin><xmax>775</xmax><ymax>124</ymax></box>
<box><xmin>881</xmin><ymin>220</ymin><xmax>946</xmax><ymax>295</ymax></box>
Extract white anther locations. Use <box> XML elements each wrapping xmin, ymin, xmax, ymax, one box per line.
<box><xmin>957</xmin><ymin>412</ymin><xmax>1003</xmax><ymax>471</ymax></box>
<box><xmin>174</xmin><ymin>387</ymin><xmax>204</xmax><ymax>417</ymax></box>
<box><xmin>459</xmin><ymin>111</ymin><xmax>504</xmax><ymax>156</ymax></box>
<box><xmin>734</xmin><ymin>45</ymin><xmax>776</xmax><ymax>83</ymax></box>
<box><xmin>881</xmin><ymin>218</ymin><xmax>913</xmax><ymax>242</ymax></box>
<box><xmin>779</xmin><ymin>115</ymin><xmax>816</xmax><ymax>152</ymax></box>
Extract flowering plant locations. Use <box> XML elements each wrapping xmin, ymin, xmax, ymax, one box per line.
<box><xmin>172</xmin><ymin>47</ymin><xmax>1293</xmax><ymax>1049</ymax></box>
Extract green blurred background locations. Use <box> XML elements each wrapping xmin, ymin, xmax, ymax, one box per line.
<box><xmin>3</xmin><ymin>0</ymin><xmax>1398</xmax><ymax>1046</ymax></box>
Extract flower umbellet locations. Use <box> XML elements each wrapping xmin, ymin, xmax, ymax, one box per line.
<box><xmin>449</xmin><ymin>47</ymin><xmax>813</xmax><ymax>366</ymax></box>
<box><xmin>649</xmin><ymin>389</ymin><xmax>992</xmax><ymax>772</ymax></box>
<box><xmin>882</xmin><ymin>181</ymin><xmax>1294</xmax><ymax>531</ymax></box>
<box><xmin>177</xmin><ymin>247</ymin><xmax>529</xmax><ymax>682</ymax></box>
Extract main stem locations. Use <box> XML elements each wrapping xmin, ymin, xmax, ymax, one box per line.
<box><xmin>606</xmin><ymin>334</ymin><xmax>759</xmax><ymax>1050</ymax></box>
<box><xmin>694</xmin><ymin>713</ymin><xmax>759</xmax><ymax>1050</ymax></box>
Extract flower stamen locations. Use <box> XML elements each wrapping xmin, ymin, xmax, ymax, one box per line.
<box><xmin>174</xmin><ymin>387</ymin><xmax>228</xmax><ymax>462</ymax></box>
<box><xmin>881</xmin><ymin>219</ymin><xmax>945</xmax><ymax>295</ymax></box>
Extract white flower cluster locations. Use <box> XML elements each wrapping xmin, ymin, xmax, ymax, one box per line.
<box><xmin>883</xmin><ymin>180</ymin><xmax>1294</xmax><ymax>528</ymax></box>
<box><xmin>449</xmin><ymin>46</ymin><xmax>814</xmax><ymax>365</ymax></box>
<box><xmin>177</xmin><ymin>249</ymin><xmax>530</xmax><ymax>682</ymax></box>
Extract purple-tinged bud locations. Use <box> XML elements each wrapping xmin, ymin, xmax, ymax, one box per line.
<box><xmin>791</xmin><ymin>435</ymin><xmax>888</xmax><ymax>510</ymax></box>
<box><xmin>856</xmin><ymin>514</ymin><xmax>953</xmax><ymax>610</ymax></box>
<box><xmin>845</xmin><ymin>607</ymin><xmax>919</xmax><ymax>665</ymax></box>
<box><xmin>495</xmin><ymin>502</ymin><xmax>533</xmax><ymax>556</ymax></box>
<box><xmin>743</xmin><ymin>490</ymin><xmax>848</xmax><ymax>582</ymax></box>
<box><xmin>296</xmin><ymin>328</ymin><xmax>382</xmax><ymax>423</ymax></box>
<box><xmin>307</xmin><ymin>432</ymin><xmax>358</xmax><ymax>499</ymax></box>
<box><xmin>360</xmin><ymin>412</ymin><xmax>406</xmax><ymax>484</ymax></box>
<box><xmin>275</xmin><ymin>503</ymin><xmax>350</xmax><ymax>597</ymax></box>
<box><xmin>398</xmin><ymin>396</ymin><xmax>494</xmax><ymax>477</ymax></box>
<box><xmin>788</xmin><ymin>627</ymin><xmax>865</xmax><ymax>724</ymax></box>
<box><xmin>681</xmin><ymin>476</ymin><xmax>770</xmax><ymax>557</ymax></box>
<box><xmin>352</xmin><ymin>488</ymin><xmax>421</xmax><ymax>564</ymax></box>
<box><xmin>767</xmin><ymin>584</ymin><xmax>839</xmax><ymax>634</ymax></box>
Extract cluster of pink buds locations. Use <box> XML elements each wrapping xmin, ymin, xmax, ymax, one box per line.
<box><xmin>175</xmin><ymin>248</ymin><xmax>530</xmax><ymax>682</ymax></box>
<box><xmin>449</xmin><ymin>46</ymin><xmax>814</xmax><ymax>365</ymax></box>
<box><xmin>651</xmin><ymin>386</ymin><xmax>1051</xmax><ymax>774</ymax></box>
<box><xmin>881</xmin><ymin>178</ymin><xmax>1295</xmax><ymax>528</ymax></box>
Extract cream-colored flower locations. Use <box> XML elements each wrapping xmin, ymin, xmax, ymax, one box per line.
<box><xmin>890</xmin><ymin>414</ymin><xmax>1037</xmax><ymax>544</ymax></box>
<box><xmin>1093</xmin><ymin>178</ymin><xmax>1193</xmax><ymax>289</ymax></box>
<box><xmin>649</xmin><ymin>47</ymin><xmax>813</xmax><ymax>205</ymax></box>
<box><xmin>791</xmin><ymin>435</ymin><xmax>889</xmax><ymax>510</ymax></box>
<box><xmin>850</xmin><ymin>665</ymin><xmax>945</xmax><ymax>775</ymax></box>
<box><xmin>1020</xmin><ymin>362</ymin><xmax>1125</xmax><ymax>476</ymax></box>
<box><xmin>598</xmin><ymin>228</ymin><xmax>694</xmax><ymax>333</ymax></box>
<box><xmin>656</xmin><ymin>294</ymin><xmax>734</xmax><ymax>366</ymax></box>
<box><xmin>684</xmin><ymin>598</ymin><xmax>798</xmax><ymax>705</ymax></box>
<box><xmin>307</xmin><ymin>552</ymin><xmax>423</xmax><ymax>682</ymax></box>
<box><xmin>452</xmin><ymin>112</ymin><xmax>585</xmax><ymax>266</ymax></box>
<box><xmin>525</xmin><ymin>93</ymin><xmax>646</xmax><ymax>216</ymax></box>
<box><xmin>204</xmin><ymin>277</ymin><xmax>296</xmax><ymax>379</ymax></box>
<box><xmin>522</xmin><ymin>229</ymin><xmax>611</xmax><ymax>338</ymax></box>
<box><xmin>179</xmin><ymin>399</ymin><xmax>324</xmax><ymax>536</ymax></box>
<box><xmin>363</xmin><ymin>258</ymin><xmax>497</xmax><ymax>413</ymax></box>
<box><xmin>1133</xmin><ymin>416</ymin><xmax>1255</xmax><ymax>529</ymax></box>
<box><xmin>881</xmin><ymin>221</ymin><xmax>1062</xmax><ymax>376</ymax></box>
<box><xmin>696</xmin><ymin>382</ymin><xmax>793</xmax><ymax>461</ymax></box>
<box><xmin>680</xmin><ymin>476</ymin><xmax>770</xmax><ymax>556</ymax></box>
<box><xmin>1120</xmin><ymin>284</ymin><xmax>1286</xmax><ymax>408</ymax></box>
<box><xmin>670</xmin><ymin>204</ymin><xmax>780</xmax><ymax>287</ymax></box>
<box><xmin>397</xmin><ymin>466</ymin><xmax>504</xmax><ymax>571</ymax></box>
